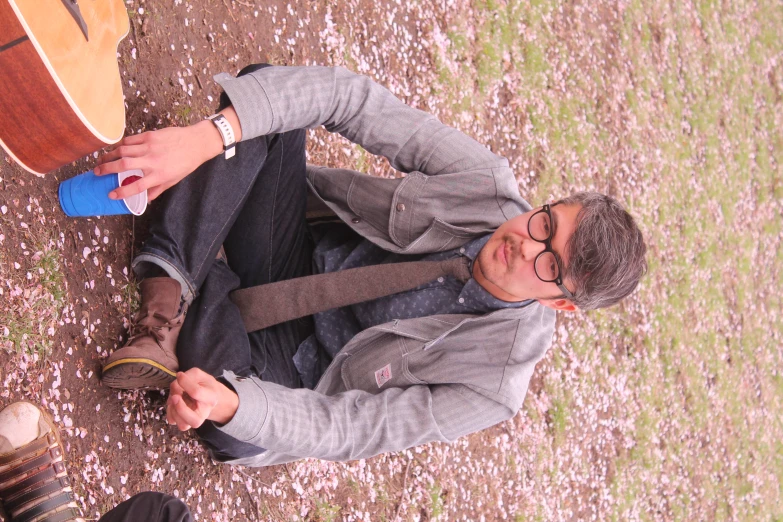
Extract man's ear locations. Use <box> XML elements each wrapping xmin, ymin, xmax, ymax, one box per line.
<box><xmin>537</xmin><ymin>298</ymin><xmax>577</xmax><ymax>312</ymax></box>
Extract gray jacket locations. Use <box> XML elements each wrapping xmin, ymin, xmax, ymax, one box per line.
<box><xmin>211</xmin><ymin>66</ymin><xmax>556</xmax><ymax>467</ymax></box>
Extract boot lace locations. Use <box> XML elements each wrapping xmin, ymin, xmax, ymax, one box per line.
<box><xmin>128</xmin><ymin>312</ymin><xmax>178</xmax><ymax>343</ymax></box>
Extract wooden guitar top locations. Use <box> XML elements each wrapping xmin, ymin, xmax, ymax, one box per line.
<box><xmin>10</xmin><ymin>0</ymin><xmax>129</xmax><ymax>142</ymax></box>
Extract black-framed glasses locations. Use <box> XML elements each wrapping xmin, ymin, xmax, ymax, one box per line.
<box><xmin>527</xmin><ymin>204</ymin><xmax>575</xmax><ymax>301</ymax></box>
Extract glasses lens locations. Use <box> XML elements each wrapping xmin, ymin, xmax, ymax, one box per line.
<box><xmin>535</xmin><ymin>251</ymin><xmax>559</xmax><ymax>282</ymax></box>
<box><xmin>529</xmin><ymin>210</ymin><xmax>552</xmax><ymax>241</ymax></box>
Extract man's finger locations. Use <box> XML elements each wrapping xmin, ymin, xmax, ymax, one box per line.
<box><xmin>173</xmin><ymin>410</ymin><xmax>193</xmax><ymax>432</ymax></box>
<box><xmin>94</xmin><ymin>145</ymin><xmax>147</xmax><ymax>174</ymax></box>
<box><xmin>171</xmin><ymin>394</ymin><xmax>208</xmax><ymax>428</ymax></box>
<box><xmin>166</xmin><ymin>400</ymin><xmax>178</xmax><ymax>424</ymax></box>
<box><xmin>167</xmin><ymin>398</ymin><xmax>192</xmax><ymax>431</ymax></box>
<box><xmin>91</xmin><ymin>156</ymin><xmax>143</xmax><ymax>181</ymax></box>
<box><xmin>121</xmin><ymin>132</ymin><xmax>147</xmax><ymax>146</ymax></box>
<box><xmin>170</xmin><ymin>378</ymin><xmax>185</xmax><ymax>397</ymax></box>
<box><xmin>148</xmin><ymin>185</ymin><xmax>165</xmax><ymax>202</ymax></box>
<box><xmin>176</xmin><ymin>371</ymin><xmax>216</xmax><ymax>404</ymax></box>
<box><xmin>109</xmin><ymin>175</ymin><xmax>155</xmax><ymax>201</ymax></box>
<box><xmin>103</xmin><ymin>133</ymin><xmax>145</xmax><ymax>154</ymax></box>
<box><xmin>183</xmin><ymin>367</ymin><xmax>212</xmax><ymax>381</ymax></box>
<box><xmin>181</xmin><ymin>392</ymin><xmax>199</xmax><ymax>410</ymax></box>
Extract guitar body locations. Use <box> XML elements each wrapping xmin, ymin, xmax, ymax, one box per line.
<box><xmin>0</xmin><ymin>0</ymin><xmax>129</xmax><ymax>175</ymax></box>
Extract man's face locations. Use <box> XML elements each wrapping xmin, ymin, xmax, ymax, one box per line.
<box><xmin>473</xmin><ymin>203</ymin><xmax>581</xmax><ymax>310</ymax></box>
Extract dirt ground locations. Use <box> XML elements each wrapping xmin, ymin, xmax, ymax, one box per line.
<box><xmin>2</xmin><ymin>0</ymin><xmax>319</xmax><ymax>518</ymax></box>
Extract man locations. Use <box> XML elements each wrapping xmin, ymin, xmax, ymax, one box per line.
<box><xmin>95</xmin><ymin>64</ymin><xmax>646</xmax><ymax>467</ymax></box>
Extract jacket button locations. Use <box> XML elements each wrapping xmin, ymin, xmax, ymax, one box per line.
<box><xmin>396</xmin><ymin>203</ymin><xmax>406</xmax><ymax>212</ymax></box>
<box><xmin>351</xmin><ymin>217</ymin><xmax>361</xmax><ymax>224</ymax></box>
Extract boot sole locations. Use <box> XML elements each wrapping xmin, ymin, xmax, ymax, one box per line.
<box><xmin>101</xmin><ymin>358</ymin><xmax>177</xmax><ymax>390</ymax></box>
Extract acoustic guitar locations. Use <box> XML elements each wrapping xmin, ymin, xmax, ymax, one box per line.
<box><xmin>0</xmin><ymin>0</ymin><xmax>129</xmax><ymax>175</ymax></box>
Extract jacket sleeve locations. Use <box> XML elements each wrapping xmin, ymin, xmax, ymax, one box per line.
<box><xmin>215</xmin><ymin>372</ymin><xmax>514</xmax><ymax>464</ymax></box>
<box><xmin>215</xmin><ymin>66</ymin><xmax>526</xmax><ymax>252</ymax></box>
<box><xmin>214</xmin><ymin>65</ymin><xmax>510</xmax><ymax>176</ymax></box>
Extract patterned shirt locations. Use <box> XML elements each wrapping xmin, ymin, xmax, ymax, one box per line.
<box><xmin>293</xmin><ymin>224</ymin><xmax>531</xmax><ymax>388</ymax></box>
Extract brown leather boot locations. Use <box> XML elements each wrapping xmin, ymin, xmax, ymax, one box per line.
<box><xmin>101</xmin><ymin>277</ymin><xmax>186</xmax><ymax>390</ymax></box>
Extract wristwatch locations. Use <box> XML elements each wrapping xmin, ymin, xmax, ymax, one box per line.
<box><xmin>207</xmin><ymin>113</ymin><xmax>236</xmax><ymax>159</ymax></box>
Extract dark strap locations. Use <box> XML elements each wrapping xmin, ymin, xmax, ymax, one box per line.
<box><xmin>15</xmin><ymin>491</ymin><xmax>75</xmax><ymax>522</ymax></box>
<box><xmin>0</xmin><ymin>446</ymin><xmax>62</xmax><ymax>484</ymax></box>
<box><xmin>0</xmin><ymin>432</ymin><xmax>56</xmax><ymax>466</ymax></box>
<box><xmin>0</xmin><ymin>461</ymin><xmax>64</xmax><ymax>499</ymax></box>
<box><xmin>5</xmin><ymin>476</ymin><xmax>71</xmax><ymax>512</ymax></box>
<box><xmin>230</xmin><ymin>257</ymin><xmax>472</xmax><ymax>332</ymax></box>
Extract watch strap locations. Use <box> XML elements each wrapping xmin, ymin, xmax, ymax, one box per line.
<box><xmin>207</xmin><ymin>113</ymin><xmax>236</xmax><ymax>159</ymax></box>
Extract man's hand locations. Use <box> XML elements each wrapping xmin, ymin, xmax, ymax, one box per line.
<box><xmin>93</xmin><ymin>107</ymin><xmax>242</xmax><ymax>202</ymax></box>
<box><xmin>166</xmin><ymin>368</ymin><xmax>239</xmax><ymax>431</ymax></box>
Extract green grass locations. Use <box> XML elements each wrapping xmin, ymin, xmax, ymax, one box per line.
<box><xmin>118</xmin><ymin>279</ymin><xmax>141</xmax><ymax>317</ymax></box>
<box><xmin>0</xmin><ymin>236</ymin><xmax>67</xmax><ymax>358</ymax></box>
<box><xmin>429</xmin><ymin>482</ymin><xmax>445</xmax><ymax>519</ymax></box>
<box><xmin>176</xmin><ymin>104</ymin><xmax>193</xmax><ymax>123</ymax></box>
<box><xmin>418</xmin><ymin>0</ymin><xmax>783</xmax><ymax>518</ymax></box>
<box><xmin>313</xmin><ymin>499</ymin><xmax>341</xmax><ymax>522</ymax></box>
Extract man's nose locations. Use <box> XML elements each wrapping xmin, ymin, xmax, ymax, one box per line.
<box><xmin>520</xmin><ymin>237</ymin><xmax>545</xmax><ymax>260</ymax></box>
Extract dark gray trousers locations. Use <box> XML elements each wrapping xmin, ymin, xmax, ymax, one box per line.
<box><xmin>137</xmin><ymin>64</ymin><xmax>314</xmax><ymax>461</ymax></box>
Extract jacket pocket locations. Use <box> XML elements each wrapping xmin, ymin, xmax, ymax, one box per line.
<box><xmin>405</xmin><ymin>337</ymin><xmax>507</xmax><ymax>393</ymax></box>
<box><xmin>399</xmin><ymin>338</ymin><xmax>428</xmax><ymax>385</ymax></box>
<box><xmin>346</xmin><ymin>174</ymin><xmax>401</xmax><ymax>233</ymax></box>
<box><xmin>340</xmin><ymin>334</ymin><xmax>423</xmax><ymax>393</ymax></box>
<box><xmin>401</xmin><ymin>218</ymin><xmax>487</xmax><ymax>254</ymax></box>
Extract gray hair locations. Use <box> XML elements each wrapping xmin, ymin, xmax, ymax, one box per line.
<box><xmin>554</xmin><ymin>192</ymin><xmax>647</xmax><ymax>310</ymax></box>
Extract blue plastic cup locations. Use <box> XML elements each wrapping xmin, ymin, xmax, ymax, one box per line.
<box><xmin>59</xmin><ymin>169</ymin><xmax>147</xmax><ymax>217</ymax></box>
